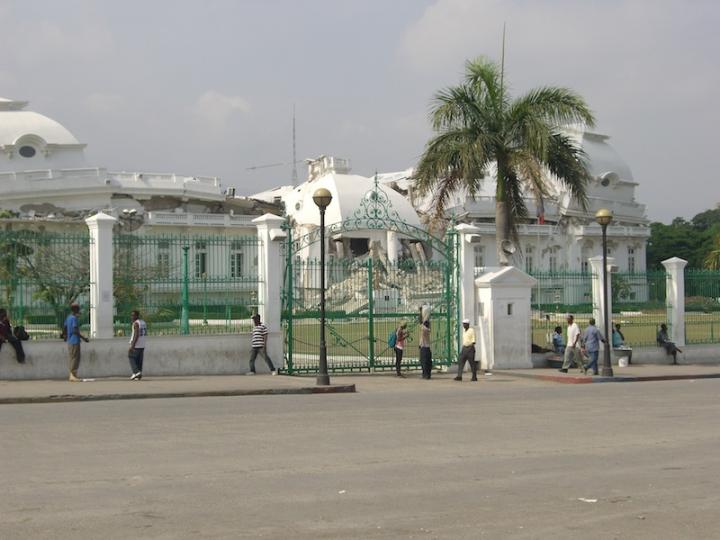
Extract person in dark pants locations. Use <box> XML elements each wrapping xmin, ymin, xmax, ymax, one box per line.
<box><xmin>248</xmin><ymin>314</ymin><xmax>276</xmax><ymax>375</ymax></box>
<box><xmin>394</xmin><ymin>321</ymin><xmax>408</xmax><ymax>377</ymax></box>
<box><xmin>657</xmin><ymin>323</ymin><xmax>682</xmax><ymax>364</ymax></box>
<box><xmin>454</xmin><ymin>318</ymin><xmax>477</xmax><ymax>381</ymax></box>
<box><xmin>128</xmin><ymin>310</ymin><xmax>147</xmax><ymax>380</ymax></box>
<box><xmin>419</xmin><ymin>318</ymin><xmax>432</xmax><ymax>379</ymax></box>
<box><xmin>0</xmin><ymin>308</ymin><xmax>25</xmax><ymax>363</ymax></box>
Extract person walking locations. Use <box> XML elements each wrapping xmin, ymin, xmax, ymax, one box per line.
<box><xmin>248</xmin><ymin>314</ymin><xmax>276</xmax><ymax>375</ymax></box>
<box><xmin>0</xmin><ymin>308</ymin><xmax>25</xmax><ymax>364</ymax></box>
<box><xmin>559</xmin><ymin>314</ymin><xmax>584</xmax><ymax>373</ymax></box>
<box><xmin>63</xmin><ymin>303</ymin><xmax>89</xmax><ymax>382</ymax></box>
<box><xmin>581</xmin><ymin>318</ymin><xmax>605</xmax><ymax>376</ymax></box>
<box><xmin>394</xmin><ymin>321</ymin><xmax>408</xmax><ymax>377</ymax></box>
<box><xmin>128</xmin><ymin>310</ymin><xmax>147</xmax><ymax>381</ymax></box>
<box><xmin>454</xmin><ymin>318</ymin><xmax>477</xmax><ymax>382</ymax></box>
<box><xmin>419</xmin><ymin>314</ymin><xmax>432</xmax><ymax>380</ymax></box>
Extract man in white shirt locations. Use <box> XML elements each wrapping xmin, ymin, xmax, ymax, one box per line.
<box><xmin>454</xmin><ymin>318</ymin><xmax>477</xmax><ymax>382</ymax></box>
<box><xmin>559</xmin><ymin>314</ymin><xmax>586</xmax><ymax>373</ymax></box>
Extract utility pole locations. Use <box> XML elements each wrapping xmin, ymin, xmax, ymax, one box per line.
<box><xmin>292</xmin><ymin>104</ymin><xmax>298</xmax><ymax>187</ymax></box>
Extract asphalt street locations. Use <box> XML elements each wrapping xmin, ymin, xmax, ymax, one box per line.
<box><xmin>1</xmin><ymin>375</ymin><xmax>719</xmax><ymax>539</ymax></box>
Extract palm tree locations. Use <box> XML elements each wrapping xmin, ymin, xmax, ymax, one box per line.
<box><xmin>704</xmin><ymin>235</ymin><xmax>720</xmax><ymax>270</ymax></box>
<box><xmin>415</xmin><ymin>57</ymin><xmax>595</xmax><ymax>265</ymax></box>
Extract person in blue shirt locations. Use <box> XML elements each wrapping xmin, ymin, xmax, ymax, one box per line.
<box><xmin>64</xmin><ymin>303</ymin><xmax>89</xmax><ymax>382</ymax></box>
<box><xmin>581</xmin><ymin>318</ymin><xmax>606</xmax><ymax>375</ymax></box>
<box><xmin>551</xmin><ymin>326</ymin><xmax>565</xmax><ymax>354</ymax></box>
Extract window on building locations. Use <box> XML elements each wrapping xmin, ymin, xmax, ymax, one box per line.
<box><xmin>525</xmin><ymin>246</ymin><xmax>534</xmax><ymax>272</ymax></box>
<box><xmin>230</xmin><ymin>251</ymin><xmax>244</xmax><ymax>278</ymax></box>
<box><xmin>474</xmin><ymin>245</ymin><xmax>485</xmax><ymax>268</ymax></box>
<box><xmin>19</xmin><ymin>145</ymin><xmax>36</xmax><ymax>158</ymax></box>
<box><xmin>194</xmin><ymin>241</ymin><xmax>207</xmax><ymax>278</ymax></box>
<box><xmin>581</xmin><ymin>260</ymin><xmax>589</xmax><ymax>274</ymax></box>
<box><xmin>549</xmin><ymin>248</ymin><xmax>559</xmax><ymax>272</ymax></box>
<box><xmin>628</xmin><ymin>247</ymin><xmax>636</xmax><ymax>273</ymax></box>
<box><xmin>156</xmin><ymin>240</ymin><xmax>170</xmax><ymax>278</ymax></box>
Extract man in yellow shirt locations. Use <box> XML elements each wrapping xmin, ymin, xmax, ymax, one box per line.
<box><xmin>454</xmin><ymin>318</ymin><xmax>478</xmax><ymax>382</ymax></box>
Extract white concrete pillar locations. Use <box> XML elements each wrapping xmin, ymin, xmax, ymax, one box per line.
<box><xmin>662</xmin><ymin>257</ymin><xmax>688</xmax><ymax>347</ymax></box>
<box><xmin>475</xmin><ymin>266</ymin><xmax>536</xmax><ymax>370</ymax></box>
<box><xmin>253</xmin><ymin>214</ymin><xmax>286</xmax><ymax>335</ymax></box>
<box><xmin>456</xmin><ymin>224</ymin><xmax>480</xmax><ymax>325</ymax></box>
<box><xmin>386</xmin><ymin>230</ymin><xmax>399</xmax><ymax>263</ymax></box>
<box><xmin>85</xmin><ymin>212</ymin><xmax>117</xmax><ymax>339</ymax></box>
<box><xmin>589</xmin><ymin>255</ymin><xmax>615</xmax><ymax>340</ymax></box>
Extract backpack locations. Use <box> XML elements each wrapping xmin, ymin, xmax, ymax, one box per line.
<box><xmin>388</xmin><ymin>330</ymin><xmax>397</xmax><ymax>348</ymax></box>
<box><xmin>13</xmin><ymin>325</ymin><xmax>30</xmax><ymax>341</ymax></box>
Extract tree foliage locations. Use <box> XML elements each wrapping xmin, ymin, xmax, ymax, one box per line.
<box><xmin>414</xmin><ymin>57</ymin><xmax>595</xmax><ymax>264</ymax></box>
<box><xmin>646</xmin><ymin>207</ymin><xmax>720</xmax><ymax>269</ymax></box>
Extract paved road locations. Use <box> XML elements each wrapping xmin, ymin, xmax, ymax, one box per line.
<box><xmin>1</xmin><ymin>375</ymin><xmax>719</xmax><ymax>539</ymax></box>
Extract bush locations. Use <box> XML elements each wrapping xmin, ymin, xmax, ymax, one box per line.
<box><xmin>685</xmin><ymin>296</ymin><xmax>720</xmax><ymax>313</ymax></box>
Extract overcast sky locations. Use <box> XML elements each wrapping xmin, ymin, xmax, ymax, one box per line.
<box><xmin>1</xmin><ymin>0</ymin><xmax>718</xmax><ymax>223</ymax></box>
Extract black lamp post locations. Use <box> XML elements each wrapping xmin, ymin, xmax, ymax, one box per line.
<box><xmin>313</xmin><ymin>187</ymin><xmax>333</xmax><ymax>386</ymax></box>
<box><xmin>596</xmin><ymin>208</ymin><xmax>614</xmax><ymax>377</ymax></box>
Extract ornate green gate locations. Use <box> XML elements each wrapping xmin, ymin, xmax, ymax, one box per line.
<box><xmin>281</xmin><ymin>180</ymin><xmax>460</xmax><ymax>374</ymax></box>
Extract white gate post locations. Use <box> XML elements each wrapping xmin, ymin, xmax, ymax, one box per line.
<box><xmin>662</xmin><ymin>257</ymin><xmax>688</xmax><ymax>347</ymax></box>
<box><xmin>253</xmin><ymin>213</ymin><xmax>287</xmax><ymax>336</ymax></box>
<box><xmin>85</xmin><ymin>212</ymin><xmax>117</xmax><ymax>339</ymax></box>
<box><xmin>455</xmin><ymin>224</ymin><xmax>480</xmax><ymax>324</ymax></box>
<box><xmin>589</xmin><ymin>255</ymin><xmax>615</xmax><ymax>335</ymax></box>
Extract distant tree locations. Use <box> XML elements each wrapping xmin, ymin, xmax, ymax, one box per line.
<box><xmin>704</xmin><ymin>235</ymin><xmax>720</xmax><ymax>270</ymax></box>
<box><xmin>414</xmin><ymin>57</ymin><xmax>595</xmax><ymax>265</ymax></box>
<box><xmin>647</xmin><ymin>207</ymin><xmax>720</xmax><ymax>269</ymax></box>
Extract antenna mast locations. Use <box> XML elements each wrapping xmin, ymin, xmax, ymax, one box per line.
<box><xmin>500</xmin><ymin>22</ymin><xmax>506</xmax><ymax>99</ymax></box>
<box><xmin>292</xmin><ymin>104</ymin><xmax>298</xmax><ymax>186</ymax></box>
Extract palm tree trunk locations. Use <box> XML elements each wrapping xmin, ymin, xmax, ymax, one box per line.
<box><xmin>495</xmin><ymin>161</ymin><xmax>513</xmax><ymax>266</ymax></box>
<box><xmin>495</xmin><ymin>200</ymin><xmax>512</xmax><ymax>266</ymax></box>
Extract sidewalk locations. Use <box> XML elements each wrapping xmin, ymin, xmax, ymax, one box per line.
<box><xmin>502</xmin><ymin>363</ymin><xmax>720</xmax><ymax>384</ymax></box>
<box><xmin>0</xmin><ymin>374</ymin><xmax>355</xmax><ymax>405</ymax></box>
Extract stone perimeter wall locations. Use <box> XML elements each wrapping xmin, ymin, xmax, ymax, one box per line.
<box><xmin>0</xmin><ymin>333</ymin><xmax>282</xmax><ymax>380</ymax></box>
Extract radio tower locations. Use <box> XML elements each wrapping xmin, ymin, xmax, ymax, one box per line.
<box><xmin>291</xmin><ymin>104</ymin><xmax>298</xmax><ymax>186</ymax></box>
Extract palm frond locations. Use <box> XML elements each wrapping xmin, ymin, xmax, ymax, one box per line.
<box><xmin>546</xmin><ymin>132</ymin><xmax>591</xmax><ymax>210</ymax></box>
<box><xmin>512</xmin><ymin>87</ymin><xmax>595</xmax><ymax>128</ymax></box>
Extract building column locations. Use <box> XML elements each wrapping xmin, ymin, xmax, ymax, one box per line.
<box><xmin>662</xmin><ymin>257</ymin><xmax>688</xmax><ymax>347</ymax></box>
<box><xmin>252</xmin><ymin>214</ymin><xmax>286</xmax><ymax>334</ymax></box>
<box><xmin>85</xmin><ymin>212</ymin><xmax>117</xmax><ymax>339</ymax></box>
<box><xmin>589</xmin><ymin>255</ymin><xmax>615</xmax><ymax>338</ymax></box>
<box><xmin>386</xmin><ymin>230</ymin><xmax>399</xmax><ymax>263</ymax></box>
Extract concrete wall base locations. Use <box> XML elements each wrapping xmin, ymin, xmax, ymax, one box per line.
<box><xmin>0</xmin><ymin>333</ymin><xmax>282</xmax><ymax>380</ymax></box>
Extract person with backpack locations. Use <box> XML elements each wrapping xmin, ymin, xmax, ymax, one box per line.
<box><xmin>392</xmin><ymin>321</ymin><xmax>408</xmax><ymax>378</ymax></box>
<box><xmin>0</xmin><ymin>308</ymin><xmax>25</xmax><ymax>364</ymax></box>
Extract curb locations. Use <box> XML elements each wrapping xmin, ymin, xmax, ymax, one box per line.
<box><xmin>0</xmin><ymin>384</ymin><xmax>356</xmax><ymax>405</ymax></box>
<box><xmin>502</xmin><ymin>372</ymin><xmax>720</xmax><ymax>384</ymax></box>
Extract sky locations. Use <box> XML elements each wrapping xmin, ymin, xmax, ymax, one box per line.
<box><xmin>1</xmin><ymin>0</ymin><xmax>718</xmax><ymax>223</ymax></box>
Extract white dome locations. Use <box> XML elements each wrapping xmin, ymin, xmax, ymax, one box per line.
<box><xmin>0</xmin><ymin>97</ymin><xmax>81</xmax><ymax>146</ymax></box>
<box><xmin>286</xmin><ymin>173</ymin><xmax>422</xmax><ymax>229</ymax></box>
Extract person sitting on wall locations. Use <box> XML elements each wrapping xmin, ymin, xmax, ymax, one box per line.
<box><xmin>552</xmin><ymin>326</ymin><xmax>565</xmax><ymax>354</ymax></box>
<box><xmin>0</xmin><ymin>308</ymin><xmax>25</xmax><ymax>364</ymax></box>
<box><xmin>657</xmin><ymin>323</ymin><xmax>682</xmax><ymax>365</ymax></box>
<box><xmin>612</xmin><ymin>322</ymin><xmax>633</xmax><ymax>365</ymax></box>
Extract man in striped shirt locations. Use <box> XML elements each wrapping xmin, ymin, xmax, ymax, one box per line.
<box><xmin>248</xmin><ymin>314</ymin><xmax>277</xmax><ymax>375</ymax></box>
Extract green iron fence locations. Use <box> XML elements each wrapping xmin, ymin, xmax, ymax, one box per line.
<box><xmin>530</xmin><ymin>270</ymin><xmax>669</xmax><ymax>347</ymax></box>
<box><xmin>113</xmin><ymin>234</ymin><xmax>262</xmax><ymax>336</ymax></box>
<box><xmin>283</xmin><ymin>256</ymin><xmax>457</xmax><ymax>374</ymax></box>
<box><xmin>0</xmin><ymin>229</ymin><xmax>92</xmax><ymax>340</ymax></box>
<box><xmin>684</xmin><ymin>269</ymin><xmax>720</xmax><ymax>344</ymax></box>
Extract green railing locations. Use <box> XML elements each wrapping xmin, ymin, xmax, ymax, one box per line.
<box><xmin>0</xmin><ymin>229</ymin><xmax>92</xmax><ymax>340</ymax></box>
<box><xmin>685</xmin><ymin>270</ymin><xmax>720</xmax><ymax>344</ymax></box>
<box><xmin>283</xmin><ymin>256</ymin><xmax>455</xmax><ymax>373</ymax></box>
<box><xmin>530</xmin><ymin>270</ymin><xmax>668</xmax><ymax>347</ymax></box>
<box><xmin>113</xmin><ymin>234</ymin><xmax>262</xmax><ymax>336</ymax></box>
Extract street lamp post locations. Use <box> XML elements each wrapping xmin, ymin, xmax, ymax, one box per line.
<box><xmin>313</xmin><ymin>188</ymin><xmax>333</xmax><ymax>386</ymax></box>
<box><xmin>595</xmin><ymin>208</ymin><xmax>614</xmax><ymax>377</ymax></box>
